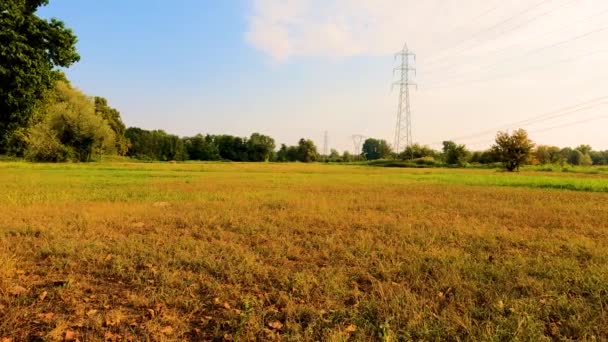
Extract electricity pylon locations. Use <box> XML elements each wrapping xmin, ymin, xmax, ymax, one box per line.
<box><xmin>352</xmin><ymin>134</ymin><xmax>366</xmax><ymax>159</ymax></box>
<box><xmin>393</xmin><ymin>43</ymin><xmax>417</xmax><ymax>153</ymax></box>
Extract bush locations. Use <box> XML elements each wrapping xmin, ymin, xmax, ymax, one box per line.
<box><xmin>413</xmin><ymin>157</ymin><xmax>441</xmax><ymax>166</ymax></box>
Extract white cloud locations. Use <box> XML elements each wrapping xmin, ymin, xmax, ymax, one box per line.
<box><xmin>246</xmin><ymin>0</ymin><xmax>424</xmax><ymax>61</ymax></box>
<box><xmin>246</xmin><ymin>0</ymin><xmax>608</xmax><ymax>63</ymax></box>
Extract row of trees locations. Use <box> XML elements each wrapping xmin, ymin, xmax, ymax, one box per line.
<box><xmin>125</xmin><ymin>130</ymin><xmax>323</xmax><ymax>163</ymax></box>
<box><xmin>125</xmin><ymin>130</ymin><xmax>280</xmax><ymax>162</ymax></box>
<box><xmin>354</xmin><ymin>129</ymin><xmax>608</xmax><ymax>171</ymax></box>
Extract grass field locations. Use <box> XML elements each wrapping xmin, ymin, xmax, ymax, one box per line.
<box><xmin>1</xmin><ymin>162</ymin><xmax>607</xmax><ymax>341</ymax></box>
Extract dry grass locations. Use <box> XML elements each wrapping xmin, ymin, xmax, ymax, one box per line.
<box><xmin>0</xmin><ymin>162</ymin><xmax>607</xmax><ymax>341</ymax></box>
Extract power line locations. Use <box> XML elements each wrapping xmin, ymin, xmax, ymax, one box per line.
<box><xmin>423</xmin><ymin>0</ymin><xmax>554</xmax><ymax>66</ymax></box>
<box><xmin>423</xmin><ymin>49</ymin><xmax>608</xmax><ymax>90</ymax></box>
<box><xmin>429</xmin><ymin>96</ymin><xmax>608</xmax><ymax>145</ymax></box>
<box><xmin>427</xmin><ymin>0</ymin><xmax>505</xmax><ymax>47</ymax></box>
<box><xmin>532</xmin><ymin>115</ymin><xmax>608</xmax><ymax>134</ymax></box>
<box><xmin>423</xmin><ymin>0</ymin><xmax>583</xmax><ymax>76</ymax></box>
<box><xmin>463</xmin><ymin>114</ymin><xmax>608</xmax><ymax>148</ymax></box>
<box><xmin>422</xmin><ymin>24</ymin><xmax>608</xmax><ymax>90</ymax></box>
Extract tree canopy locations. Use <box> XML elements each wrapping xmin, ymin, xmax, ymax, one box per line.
<box><xmin>491</xmin><ymin>129</ymin><xmax>534</xmax><ymax>171</ymax></box>
<box><xmin>25</xmin><ymin>81</ymin><xmax>115</xmax><ymax>162</ymax></box>
<box><xmin>361</xmin><ymin>138</ymin><xmax>391</xmax><ymax>160</ymax></box>
<box><xmin>442</xmin><ymin>141</ymin><xmax>469</xmax><ymax>166</ymax></box>
<box><xmin>0</xmin><ymin>0</ymin><xmax>80</xmax><ymax>151</ymax></box>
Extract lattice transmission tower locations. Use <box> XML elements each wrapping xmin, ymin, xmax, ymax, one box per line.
<box><xmin>352</xmin><ymin>134</ymin><xmax>366</xmax><ymax>159</ymax></box>
<box><xmin>323</xmin><ymin>130</ymin><xmax>328</xmax><ymax>156</ymax></box>
<box><xmin>392</xmin><ymin>43</ymin><xmax>417</xmax><ymax>153</ymax></box>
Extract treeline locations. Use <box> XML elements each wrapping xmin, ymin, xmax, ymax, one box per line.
<box><xmin>356</xmin><ymin>131</ymin><xmax>608</xmax><ymax>170</ymax></box>
<box><xmin>124</xmin><ymin>129</ymin><xmax>322</xmax><ymax>163</ymax></box>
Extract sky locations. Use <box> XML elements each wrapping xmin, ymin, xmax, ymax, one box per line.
<box><xmin>38</xmin><ymin>0</ymin><xmax>608</xmax><ymax>152</ymax></box>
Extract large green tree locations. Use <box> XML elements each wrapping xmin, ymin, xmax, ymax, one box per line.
<box><xmin>361</xmin><ymin>138</ymin><xmax>391</xmax><ymax>160</ymax></box>
<box><xmin>26</xmin><ymin>81</ymin><xmax>115</xmax><ymax>162</ymax></box>
<box><xmin>0</xmin><ymin>0</ymin><xmax>80</xmax><ymax>151</ymax></box>
<box><xmin>296</xmin><ymin>138</ymin><xmax>318</xmax><ymax>162</ymax></box>
<box><xmin>247</xmin><ymin>133</ymin><xmax>275</xmax><ymax>161</ymax></box>
<box><xmin>442</xmin><ymin>141</ymin><xmax>469</xmax><ymax>165</ymax></box>
<box><xmin>491</xmin><ymin>129</ymin><xmax>534</xmax><ymax>171</ymax></box>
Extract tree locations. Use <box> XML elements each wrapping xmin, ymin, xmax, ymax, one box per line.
<box><xmin>361</xmin><ymin>138</ymin><xmax>392</xmax><ymax>160</ymax></box>
<box><xmin>276</xmin><ymin>144</ymin><xmax>289</xmax><ymax>162</ymax></box>
<box><xmin>328</xmin><ymin>149</ymin><xmax>341</xmax><ymax>162</ymax></box>
<box><xmin>247</xmin><ymin>133</ymin><xmax>275</xmax><ymax>162</ymax></box>
<box><xmin>580</xmin><ymin>153</ymin><xmax>593</xmax><ymax>167</ymax></box>
<box><xmin>183</xmin><ymin>134</ymin><xmax>220</xmax><ymax>161</ymax></box>
<box><xmin>341</xmin><ymin>151</ymin><xmax>354</xmax><ymax>162</ymax></box>
<box><xmin>491</xmin><ymin>129</ymin><xmax>534</xmax><ymax>171</ymax></box>
<box><xmin>296</xmin><ymin>138</ymin><xmax>318</xmax><ymax>162</ymax></box>
<box><xmin>534</xmin><ymin>145</ymin><xmax>561</xmax><ymax>164</ymax></box>
<box><xmin>94</xmin><ymin>97</ymin><xmax>128</xmax><ymax>155</ymax></box>
<box><xmin>125</xmin><ymin>128</ymin><xmax>186</xmax><ymax>161</ymax></box>
<box><xmin>442</xmin><ymin>141</ymin><xmax>469</xmax><ymax>166</ymax></box>
<box><xmin>215</xmin><ymin>135</ymin><xmax>248</xmax><ymax>161</ymax></box>
<box><xmin>25</xmin><ymin>81</ymin><xmax>115</xmax><ymax>162</ymax></box>
<box><xmin>401</xmin><ymin>143</ymin><xmax>439</xmax><ymax>160</ymax></box>
<box><xmin>590</xmin><ymin>150</ymin><xmax>608</xmax><ymax>165</ymax></box>
<box><xmin>576</xmin><ymin>144</ymin><xmax>592</xmax><ymax>155</ymax></box>
<box><xmin>566</xmin><ymin>149</ymin><xmax>592</xmax><ymax>166</ymax></box>
<box><xmin>0</xmin><ymin>0</ymin><xmax>80</xmax><ymax>151</ymax></box>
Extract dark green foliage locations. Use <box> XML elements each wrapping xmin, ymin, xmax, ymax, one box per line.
<box><xmin>126</xmin><ymin>130</ymin><xmax>276</xmax><ymax>162</ymax></box>
<box><xmin>589</xmin><ymin>151</ymin><xmax>608</xmax><ymax>165</ymax></box>
<box><xmin>275</xmin><ymin>140</ymin><xmax>318</xmax><ymax>162</ymax></box>
<box><xmin>469</xmin><ymin>150</ymin><xmax>499</xmax><ymax>164</ymax></box>
<box><xmin>361</xmin><ymin>138</ymin><xmax>392</xmax><ymax>160</ymax></box>
<box><xmin>215</xmin><ymin>135</ymin><xmax>249</xmax><ymax>161</ymax></box>
<box><xmin>295</xmin><ymin>138</ymin><xmax>319</xmax><ymax>162</ymax></box>
<box><xmin>442</xmin><ymin>141</ymin><xmax>469</xmax><ymax>166</ymax></box>
<box><xmin>0</xmin><ymin>0</ymin><xmax>80</xmax><ymax>151</ymax></box>
<box><xmin>276</xmin><ymin>144</ymin><xmax>289</xmax><ymax>162</ymax></box>
<box><xmin>183</xmin><ymin>134</ymin><xmax>220</xmax><ymax>161</ymax></box>
<box><xmin>125</xmin><ymin>128</ymin><xmax>186</xmax><ymax>161</ymax></box>
<box><xmin>246</xmin><ymin>133</ymin><xmax>275</xmax><ymax>161</ymax></box>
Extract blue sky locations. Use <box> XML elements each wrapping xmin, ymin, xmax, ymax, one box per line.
<box><xmin>39</xmin><ymin>1</ymin><xmax>608</xmax><ymax>151</ymax></box>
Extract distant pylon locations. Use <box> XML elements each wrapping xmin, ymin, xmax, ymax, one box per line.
<box><xmin>352</xmin><ymin>134</ymin><xmax>366</xmax><ymax>158</ymax></box>
<box><xmin>392</xmin><ymin>43</ymin><xmax>417</xmax><ymax>153</ymax></box>
<box><xmin>323</xmin><ymin>130</ymin><xmax>328</xmax><ymax>156</ymax></box>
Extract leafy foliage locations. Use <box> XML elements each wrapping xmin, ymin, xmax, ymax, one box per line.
<box><xmin>0</xmin><ymin>0</ymin><xmax>80</xmax><ymax>151</ymax></box>
<box><xmin>94</xmin><ymin>97</ymin><xmax>129</xmax><ymax>155</ymax></box>
<box><xmin>183</xmin><ymin>134</ymin><xmax>220</xmax><ymax>161</ymax></box>
<box><xmin>25</xmin><ymin>81</ymin><xmax>115</xmax><ymax>162</ymax></box>
<box><xmin>361</xmin><ymin>138</ymin><xmax>391</xmax><ymax>160</ymax></box>
<box><xmin>125</xmin><ymin>128</ymin><xmax>186</xmax><ymax>161</ymax></box>
<box><xmin>400</xmin><ymin>143</ymin><xmax>440</xmax><ymax>160</ymax></box>
<box><xmin>442</xmin><ymin>141</ymin><xmax>469</xmax><ymax>166</ymax></box>
<box><xmin>491</xmin><ymin>129</ymin><xmax>534</xmax><ymax>171</ymax></box>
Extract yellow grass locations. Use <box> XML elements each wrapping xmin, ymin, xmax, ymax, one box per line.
<box><xmin>0</xmin><ymin>162</ymin><xmax>607</xmax><ymax>341</ymax></box>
